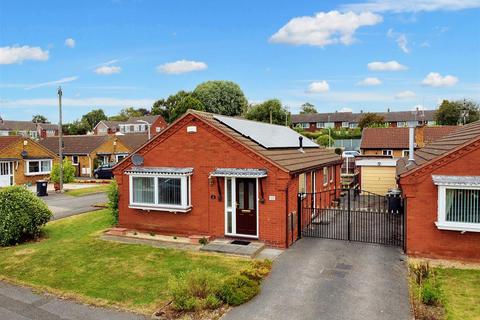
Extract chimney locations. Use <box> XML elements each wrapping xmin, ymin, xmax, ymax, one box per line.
<box><xmin>415</xmin><ymin>125</ymin><xmax>425</xmax><ymax>148</ymax></box>
<box><xmin>298</xmin><ymin>136</ymin><xmax>304</xmax><ymax>153</ymax></box>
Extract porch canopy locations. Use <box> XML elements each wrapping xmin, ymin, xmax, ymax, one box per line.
<box><xmin>210</xmin><ymin>168</ymin><xmax>267</xmax><ymax>178</ymax></box>
<box><xmin>125</xmin><ymin>166</ymin><xmax>193</xmax><ymax>176</ymax></box>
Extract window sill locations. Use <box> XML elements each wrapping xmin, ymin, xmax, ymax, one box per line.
<box><xmin>25</xmin><ymin>172</ymin><xmax>51</xmax><ymax>176</ymax></box>
<box><xmin>435</xmin><ymin>222</ymin><xmax>480</xmax><ymax>233</ymax></box>
<box><xmin>129</xmin><ymin>204</ymin><xmax>192</xmax><ymax>213</ymax></box>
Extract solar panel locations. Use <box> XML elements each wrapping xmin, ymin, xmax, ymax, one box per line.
<box><xmin>213</xmin><ymin>115</ymin><xmax>318</xmax><ymax>149</ymax></box>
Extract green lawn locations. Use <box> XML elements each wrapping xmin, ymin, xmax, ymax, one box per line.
<box><xmin>65</xmin><ymin>184</ymin><xmax>110</xmax><ymax>197</ymax></box>
<box><xmin>0</xmin><ymin>210</ymin><xmax>250</xmax><ymax>314</ymax></box>
<box><xmin>436</xmin><ymin>268</ymin><xmax>480</xmax><ymax>320</ymax></box>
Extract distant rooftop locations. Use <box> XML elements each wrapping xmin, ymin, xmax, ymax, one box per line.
<box><xmin>292</xmin><ymin>110</ymin><xmax>437</xmax><ymax>124</ymax></box>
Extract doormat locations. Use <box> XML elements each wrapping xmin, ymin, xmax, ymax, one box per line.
<box><xmin>231</xmin><ymin>240</ymin><xmax>251</xmax><ymax>246</ymax></box>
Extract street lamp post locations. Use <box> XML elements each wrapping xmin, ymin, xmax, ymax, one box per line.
<box><xmin>137</xmin><ymin>120</ymin><xmax>151</xmax><ymax>140</ymax></box>
<box><xmin>57</xmin><ymin>87</ymin><xmax>63</xmax><ymax>192</ymax></box>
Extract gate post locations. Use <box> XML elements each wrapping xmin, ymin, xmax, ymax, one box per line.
<box><xmin>347</xmin><ymin>188</ymin><xmax>351</xmax><ymax>241</ymax></box>
<box><xmin>297</xmin><ymin>193</ymin><xmax>302</xmax><ymax>240</ymax></box>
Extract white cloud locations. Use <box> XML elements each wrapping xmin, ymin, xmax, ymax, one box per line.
<box><xmin>422</xmin><ymin>72</ymin><xmax>458</xmax><ymax>87</ymax></box>
<box><xmin>157</xmin><ymin>60</ymin><xmax>208</xmax><ymax>74</ymax></box>
<box><xmin>269</xmin><ymin>10</ymin><xmax>382</xmax><ymax>47</ymax></box>
<box><xmin>307</xmin><ymin>81</ymin><xmax>330</xmax><ymax>93</ymax></box>
<box><xmin>0</xmin><ymin>45</ymin><xmax>49</xmax><ymax>64</ymax></box>
<box><xmin>64</xmin><ymin>38</ymin><xmax>75</xmax><ymax>48</ymax></box>
<box><xmin>367</xmin><ymin>60</ymin><xmax>407</xmax><ymax>71</ymax></box>
<box><xmin>395</xmin><ymin>90</ymin><xmax>416</xmax><ymax>99</ymax></box>
<box><xmin>25</xmin><ymin>76</ymin><xmax>78</xmax><ymax>89</ymax></box>
<box><xmin>95</xmin><ymin>65</ymin><xmax>122</xmax><ymax>75</ymax></box>
<box><xmin>420</xmin><ymin>41</ymin><xmax>431</xmax><ymax>48</ymax></box>
<box><xmin>0</xmin><ymin>97</ymin><xmax>155</xmax><ymax>108</ymax></box>
<box><xmin>356</xmin><ymin>77</ymin><xmax>382</xmax><ymax>86</ymax></box>
<box><xmin>341</xmin><ymin>0</ymin><xmax>480</xmax><ymax>13</ymax></box>
<box><xmin>396</xmin><ymin>34</ymin><xmax>410</xmax><ymax>53</ymax></box>
<box><xmin>339</xmin><ymin>107</ymin><xmax>353</xmax><ymax>112</ymax></box>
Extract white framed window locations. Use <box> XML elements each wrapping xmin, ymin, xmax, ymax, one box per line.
<box><xmin>325</xmin><ymin>122</ymin><xmax>335</xmax><ymax>129</ymax></box>
<box><xmin>156</xmin><ymin>127</ymin><xmax>161</xmax><ymax>133</ymax></box>
<box><xmin>72</xmin><ymin>155</ymin><xmax>79</xmax><ymax>165</ymax></box>
<box><xmin>115</xmin><ymin>154</ymin><xmax>127</xmax><ymax>162</ymax></box>
<box><xmin>382</xmin><ymin>149</ymin><xmax>393</xmax><ymax>156</ymax></box>
<box><xmin>297</xmin><ymin>123</ymin><xmax>310</xmax><ymax>129</ymax></box>
<box><xmin>349</xmin><ymin>122</ymin><xmax>358</xmax><ymax>128</ymax></box>
<box><xmin>128</xmin><ymin>173</ymin><xmax>192</xmax><ymax>212</ymax></box>
<box><xmin>397</xmin><ymin>121</ymin><xmax>407</xmax><ymax>127</ymax></box>
<box><xmin>434</xmin><ymin>178</ymin><xmax>480</xmax><ymax>232</ymax></box>
<box><xmin>25</xmin><ymin>159</ymin><xmax>52</xmax><ymax>175</ymax></box>
<box><xmin>402</xmin><ymin>150</ymin><xmax>409</xmax><ymax>157</ymax></box>
<box><xmin>341</xmin><ymin>122</ymin><xmax>349</xmax><ymax>128</ymax></box>
<box><xmin>323</xmin><ymin>167</ymin><xmax>328</xmax><ymax>185</ymax></box>
<box><xmin>316</xmin><ymin>122</ymin><xmax>325</xmax><ymax>128</ymax></box>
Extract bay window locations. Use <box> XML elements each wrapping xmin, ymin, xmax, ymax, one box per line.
<box><xmin>433</xmin><ymin>175</ymin><xmax>480</xmax><ymax>232</ymax></box>
<box><xmin>26</xmin><ymin>159</ymin><xmax>52</xmax><ymax>175</ymax></box>
<box><xmin>128</xmin><ymin>167</ymin><xmax>192</xmax><ymax>212</ymax></box>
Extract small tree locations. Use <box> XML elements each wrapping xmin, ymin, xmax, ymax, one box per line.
<box><xmin>358</xmin><ymin>113</ymin><xmax>385</xmax><ymax>129</ymax></box>
<box><xmin>107</xmin><ymin>180</ymin><xmax>119</xmax><ymax>224</ymax></box>
<box><xmin>32</xmin><ymin>114</ymin><xmax>48</xmax><ymax>123</ymax></box>
<box><xmin>50</xmin><ymin>159</ymin><xmax>76</xmax><ymax>184</ymax></box>
<box><xmin>300</xmin><ymin>102</ymin><xmax>317</xmax><ymax>114</ymax></box>
<box><xmin>81</xmin><ymin>109</ymin><xmax>108</xmax><ymax>131</ymax></box>
<box><xmin>151</xmin><ymin>91</ymin><xmax>204</xmax><ymax>123</ymax></box>
<box><xmin>435</xmin><ymin>99</ymin><xmax>479</xmax><ymax>125</ymax></box>
<box><xmin>244</xmin><ymin>99</ymin><xmax>290</xmax><ymax>125</ymax></box>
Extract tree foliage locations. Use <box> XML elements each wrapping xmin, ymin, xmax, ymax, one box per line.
<box><xmin>243</xmin><ymin>99</ymin><xmax>290</xmax><ymax>125</ymax></box>
<box><xmin>358</xmin><ymin>113</ymin><xmax>385</xmax><ymax>129</ymax></box>
<box><xmin>151</xmin><ymin>91</ymin><xmax>205</xmax><ymax>123</ymax></box>
<box><xmin>109</xmin><ymin>107</ymin><xmax>150</xmax><ymax>121</ymax></box>
<box><xmin>192</xmin><ymin>80</ymin><xmax>248</xmax><ymax>116</ymax></box>
<box><xmin>63</xmin><ymin>120</ymin><xmax>89</xmax><ymax>135</ymax></box>
<box><xmin>435</xmin><ymin>99</ymin><xmax>479</xmax><ymax>125</ymax></box>
<box><xmin>300</xmin><ymin>102</ymin><xmax>317</xmax><ymax>114</ymax></box>
<box><xmin>50</xmin><ymin>159</ymin><xmax>76</xmax><ymax>184</ymax></box>
<box><xmin>32</xmin><ymin>114</ymin><xmax>48</xmax><ymax>123</ymax></box>
<box><xmin>81</xmin><ymin>109</ymin><xmax>107</xmax><ymax>131</ymax></box>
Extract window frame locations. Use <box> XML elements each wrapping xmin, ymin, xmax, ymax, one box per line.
<box><xmin>382</xmin><ymin>149</ymin><xmax>393</xmax><ymax>156</ymax></box>
<box><xmin>323</xmin><ymin>167</ymin><xmax>328</xmax><ymax>186</ymax></box>
<box><xmin>402</xmin><ymin>150</ymin><xmax>409</xmax><ymax>157</ymax></box>
<box><xmin>436</xmin><ymin>184</ymin><xmax>480</xmax><ymax>232</ymax></box>
<box><xmin>115</xmin><ymin>154</ymin><xmax>128</xmax><ymax>162</ymax></box>
<box><xmin>25</xmin><ymin>159</ymin><xmax>52</xmax><ymax>176</ymax></box>
<box><xmin>71</xmin><ymin>155</ymin><xmax>79</xmax><ymax>165</ymax></box>
<box><xmin>316</xmin><ymin>122</ymin><xmax>325</xmax><ymax>129</ymax></box>
<box><xmin>128</xmin><ymin>173</ymin><xmax>192</xmax><ymax>212</ymax></box>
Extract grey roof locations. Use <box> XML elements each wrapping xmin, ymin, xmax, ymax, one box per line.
<box><xmin>125</xmin><ymin>167</ymin><xmax>193</xmax><ymax>175</ymax></box>
<box><xmin>210</xmin><ymin>168</ymin><xmax>268</xmax><ymax>178</ymax></box>
<box><xmin>432</xmin><ymin>175</ymin><xmax>480</xmax><ymax>186</ymax></box>
<box><xmin>0</xmin><ymin>120</ymin><xmax>37</xmax><ymax>131</ymax></box>
<box><xmin>37</xmin><ymin>123</ymin><xmax>58</xmax><ymax>130</ymax></box>
<box><xmin>213</xmin><ymin>115</ymin><xmax>318</xmax><ymax>149</ymax></box>
<box><xmin>292</xmin><ymin>110</ymin><xmax>437</xmax><ymax>124</ymax></box>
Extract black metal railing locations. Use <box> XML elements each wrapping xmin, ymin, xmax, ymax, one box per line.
<box><xmin>298</xmin><ymin>188</ymin><xmax>404</xmax><ymax>247</ymax></box>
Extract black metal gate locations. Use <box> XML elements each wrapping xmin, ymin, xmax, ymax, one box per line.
<box><xmin>297</xmin><ymin>188</ymin><xmax>405</xmax><ymax>248</ymax></box>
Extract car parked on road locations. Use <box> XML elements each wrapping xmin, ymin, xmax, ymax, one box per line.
<box><xmin>93</xmin><ymin>163</ymin><xmax>114</xmax><ymax>179</ymax></box>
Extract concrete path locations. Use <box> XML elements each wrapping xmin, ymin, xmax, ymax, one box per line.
<box><xmin>225</xmin><ymin>238</ymin><xmax>411</xmax><ymax>320</ymax></box>
<box><xmin>41</xmin><ymin>193</ymin><xmax>107</xmax><ymax>220</ymax></box>
<box><xmin>0</xmin><ymin>281</ymin><xmax>147</xmax><ymax>320</ymax></box>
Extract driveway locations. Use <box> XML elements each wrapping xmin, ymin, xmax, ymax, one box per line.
<box><xmin>225</xmin><ymin>238</ymin><xmax>411</xmax><ymax>320</ymax></box>
<box><xmin>41</xmin><ymin>193</ymin><xmax>107</xmax><ymax>220</ymax></box>
<box><xmin>0</xmin><ymin>281</ymin><xmax>146</xmax><ymax>320</ymax></box>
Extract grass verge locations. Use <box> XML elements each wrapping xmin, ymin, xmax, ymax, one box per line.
<box><xmin>65</xmin><ymin>184</ymin><xmax>110</xmax><ymax>197</ymax></box>
<box><xmin>0</xmin><ymin>210</ymin><xmax>255</xmax><ymax>315</ymax></box>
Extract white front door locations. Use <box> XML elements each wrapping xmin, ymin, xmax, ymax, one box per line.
<box><xmin>0</xmin><ymin>161</ymin><xmax>14</xmax><ymax>187</ymax></box>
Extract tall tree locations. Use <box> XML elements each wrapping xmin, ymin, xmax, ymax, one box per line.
<box><xmin>151</xmin><ymin>91</ymin><xmax>201</xmax><ymax>123</ymax></box>
<box><xmin>244</xmin><ymin>99</ymin><xmax>290</xmax><ymax>125</ymax></box>
<box><xmin>300</xmin><ymin>102</ymin><xmax>317</xmax><ymax>114</ymax></box>
<box><xmin>435</xmin><ymin>99</ymin><xmax>479</xmax><ymax>125</ymax></box>
<box><xmin>63</xmin><ymin>120</ymin><xmax>89</xmax><ymax>135</ymax></box>
<box><xmin>358</xmin><ymin>113</ymin><xmax>385</xmax><ymax>129</ymax></box>
<box><xmin>32</xmin><ymin>115</ymin><xmax>48</xmax><ymax>123</ymax></box>
<box><xmin>192</xmin><ymin>80</ymin><xmax>248</xmax><ymax>116</ymax></box>
<box><xmin>81</xmin><ymin>109</ymin><xmax>107</xmax><ymax>131</ymax></box>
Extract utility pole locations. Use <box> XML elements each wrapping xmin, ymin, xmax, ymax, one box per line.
<box><xmin>57</xmin><ymin>87</ymin><xmax>63</xmax><ymax>192</ymax></box>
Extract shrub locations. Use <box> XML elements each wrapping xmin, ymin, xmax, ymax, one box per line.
<box><xmin>218</xmin><ymin>274</ymin><xmax>259</xmax><ymax>306</ymax></box>
<box><xmin>0</xmin><ymin>186</ymin><xmax>52</xmax><ymax>246</ymax></box>
<box><xmin>316</xmin><ymin>134</ymin><xmax>334</xmax><ymax>147</ymax></box>
<box><xmin>240</xmin><ymin>260</ymin><xmax>272</xmax><ymax>281</ymax></box>
<box><xmin>107</xmin><ymin>180</ymin><xmax>119</xmax><ymax>224</ymax></box>
<box><xmin>169</xmin><ymin>270</ymin><xmax>221</xmax><ymax>311</ymax></box>
<box><xmin>411</xmin><ymin>262</ymin><xmax>431</xmax><ymax>285</ymax></box>
<box><xmin>50</xmin><ymin>158</ymin><xmax>76</xmax><ymax>184</ymax></box>
<box><xmin>421</xmin><ymin>278</ymin><xmax>443</xmax><ymax>306</ymax></box>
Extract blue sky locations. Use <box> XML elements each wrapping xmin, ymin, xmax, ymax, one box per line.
<box><xmin>1</xmin><ymin>0</ymin><xmax>479</xmax><ymax>122</ymax></box>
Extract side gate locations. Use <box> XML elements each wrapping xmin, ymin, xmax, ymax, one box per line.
<box><xmin>297</xmin><ymin>188</ymin><xmax>405</xmax><ymax>248</ymax></box>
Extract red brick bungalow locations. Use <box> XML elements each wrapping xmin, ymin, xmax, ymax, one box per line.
<box><xmin>113</xmin><ymin>110</ymin><xmax>342</xmax><ymax>248</ymax></box>
<box><xmin>397</xmin><ymin>120</ymin><xmax>480</xmax><ymax>261</ymax></box>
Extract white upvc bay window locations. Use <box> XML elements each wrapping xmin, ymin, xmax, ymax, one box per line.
<box><xmin>433</xmin><ymin>175</ymin><xmax>480</xmax><ymax>232</ymax></box>
<box><xmin>128</xmin><ymin>168</ymin><xmax>192</xmax><ymax>212</ymax></box>
<box><xmin>25</xmin><ymin>159</ymin><xmax>52</xmax><ymax>175</ymax></box>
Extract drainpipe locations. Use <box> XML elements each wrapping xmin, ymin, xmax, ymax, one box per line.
<box><xmin>408</xmin><ymin>123</ymin><xmax>415</xmax><ymax>164</ymax></box>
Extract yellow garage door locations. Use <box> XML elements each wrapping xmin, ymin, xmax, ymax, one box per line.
<box><xmin>361</xmin><ymin>166</ymin><xmax>397</xmax><ymax>195</ymax></box>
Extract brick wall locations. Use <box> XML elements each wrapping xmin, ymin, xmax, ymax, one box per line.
<box><xmin>400</xmin><ymin>146</ymin><xmax>480</xmax><ymax>261</ymax></box>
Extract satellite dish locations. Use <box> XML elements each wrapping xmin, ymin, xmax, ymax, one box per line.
<box><xmin>131</xmin><ymin>154</ymin><xmax>144</xmax><ymax>166</ymax></box>
<box><xmin>21</xmin><ymin>151</ymin><xmax>28</xmax><ymax>158</ymax></box>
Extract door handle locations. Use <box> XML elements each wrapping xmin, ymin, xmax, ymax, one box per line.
<box><xmin>241</xmin><ymin>209</ymin><xmax>250</xmax><ymax>213</ymax></box>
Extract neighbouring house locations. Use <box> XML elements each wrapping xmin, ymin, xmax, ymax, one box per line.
<box><xmin>360</xmin><ymin>126</ymin><xmax>457</xmax><ymax>158</ymax></box>
<box><xmin>93</xmin><ymin>115</ymin><xmax>167</xmax><ymax>136</ymax></box>
<box><xmin>292</xmin><ymin>109</ymin><xmax>437</xmax><ymax>132</ymax></box>
<box><xmin>0</xmin><ymin>136</ymin><xmax>59</xmax><ymax>187</ymax></box>
<box><xmin>40</xmin><ymin>134</ymin><xmax>148</xmax><ymax>177</ymax></box>
<box><xmin>0</xmin><ymin>119</ymin><xmax>59</xmax><ymax>139</ymax></box>
<box><xmin>397</xmin><ymin>120</ymin><xmax>480</xmax><ymax>261</ymax></box>
<box><xmin>113</xmin><ymin>110</ymin><xmax>342</xmax><ymax>248</ymax></box>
